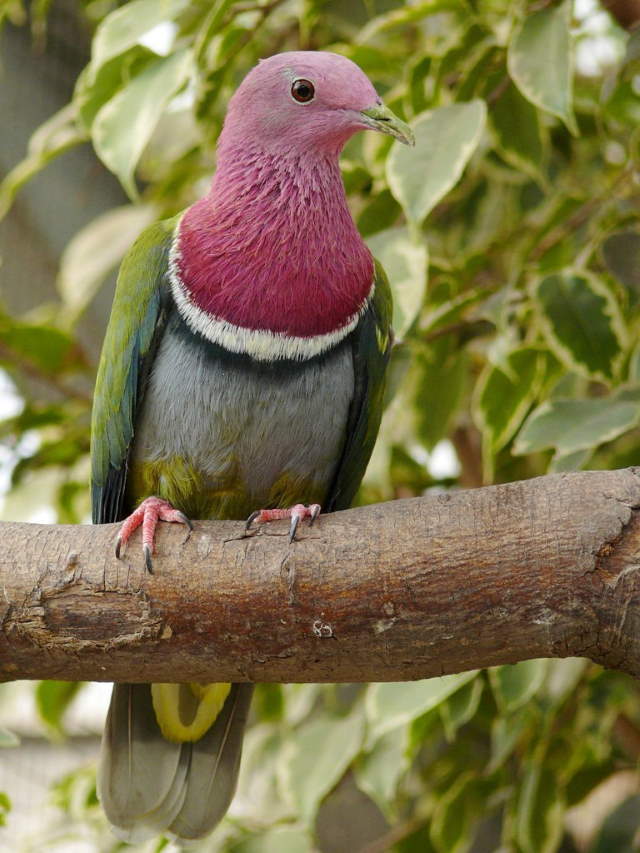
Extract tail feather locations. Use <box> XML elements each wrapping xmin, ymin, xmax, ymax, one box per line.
<box><xmin>169</xmin><ymin>684</ymin><xmax>254</xmax><ymax>840</ymax></box>
<box><xmin>98</xmin><ymin>683</ymin><xmax>253</xmax><ymax>843</ymax></box>
<box><xmin>98</xmin><ymin>684</ymin><xmax>189</xmax><ymax>843</ymax></box>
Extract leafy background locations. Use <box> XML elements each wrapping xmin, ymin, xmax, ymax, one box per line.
<box><xmin>1</xmin><ymin>0</ymin><xmax>640</xmax><ymax>850</ymax></box>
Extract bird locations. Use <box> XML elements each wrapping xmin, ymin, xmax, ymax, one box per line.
<box><xmin>91</xmin><ymin>50</ymin><xmax>414</xmax><ymax>842</ymax></box>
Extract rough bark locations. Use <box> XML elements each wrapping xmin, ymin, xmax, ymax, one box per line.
<box><xmin>2</xmin><ymin>468</ymin><xmax>640</xmax><ymax>684</ymax></box>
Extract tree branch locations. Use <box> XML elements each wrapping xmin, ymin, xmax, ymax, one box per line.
<box><xmin>2</xmin><ymin>468</ymin><xmax>640</xmax><ymax>684</ymax></box>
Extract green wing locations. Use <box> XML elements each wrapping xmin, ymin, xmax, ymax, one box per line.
<box><xmin>326</xmin><ymin>259</ymin><xmax>393</xmax><ymax>511</ymax></box>
<box><xmin>91</xmin><ymin>215</ymin><xmax>179</xmax><ymax>524</ymax></box>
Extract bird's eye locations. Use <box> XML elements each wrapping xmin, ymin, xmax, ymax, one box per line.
<box><xmin>291</xmin><ymin>79</ymin><xmax>315</xmax><ymax>103</ymax></box>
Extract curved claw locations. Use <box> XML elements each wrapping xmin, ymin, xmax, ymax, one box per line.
<box><xmin>176</xmin><ymin>511</ymin><xmax>194</xmax><ymax>531</ymax></box>
<box><xmin>247</xmin><ymin>502</ymin><xmax>322</xmax><ymax>541</ymax></box>
<box><xmin>288</xmin><ymin>513</ymin><xmax>300</xmax><ymax>544</ymax></box>
<box><xmin>143</xmin><ymin>543</ymin><xmax>154</xmax><ymax>574</ymax></box>
<box><xmin>114</xmin><ymin>496</ymin><xmax>190</xmax><ymax>572</ymax></box>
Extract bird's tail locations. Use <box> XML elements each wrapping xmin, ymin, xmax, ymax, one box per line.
<box><xmin>98</xmin><ymin>682</ymin><xmax>253</xmax><ymax>843</ymax></box>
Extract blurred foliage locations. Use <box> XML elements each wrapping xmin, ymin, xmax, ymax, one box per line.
<box><xmin>0</xmin><ymin>792</ymin><xmax>10</xmax><ymax>828</ymax></box>
<box><xmin>1</xmin><ymin>0</ymin><xmax>640</xmax><ymax>850</ymax></box>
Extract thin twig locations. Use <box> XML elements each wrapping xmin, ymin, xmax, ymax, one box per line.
<box><xmin>421</xmin><ymin>318</ymin><xmax>494</xmax><ymax>345</ymax></box>
<box><xmin>359</xmin><ymin>816</ymin><xmax>425</xmax><ymax>853</ymax></box>
<box><xmin>485</xmin><ymin>74</ymin><xmax>510</xmax><ymax>106</ymax></box>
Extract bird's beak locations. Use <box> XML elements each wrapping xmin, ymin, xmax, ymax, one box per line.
<box><xmin>359</xmin><ymin>103</ymin><xmax>415</xmax><ymax>146</ymax></box>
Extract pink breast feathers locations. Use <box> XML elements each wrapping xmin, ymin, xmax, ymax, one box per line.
<box><xmin>171</xmin><ymin>147</ymin><xmax>374</xmax><ymax>349</ymax></box>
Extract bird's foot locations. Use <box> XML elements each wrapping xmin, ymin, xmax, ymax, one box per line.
<box><xmin>115</xmin><ymin>496</ymin><xmax>193</xmax><ymax>573</ymax></box>
<box><xmin>245</xmin><ymin>503</ymin><xmax>321</xmax><ymax>543</ymax></box>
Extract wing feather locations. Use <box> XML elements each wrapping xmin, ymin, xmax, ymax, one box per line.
<box><xmin>91</xmin><ymin>216</ymin><xmax>179</xmax><ymax>524</ymax></box>
<box><xmin>326</xmin><ymin>259</ymin><xmax>393</xmax><ymax>511</ymax></box>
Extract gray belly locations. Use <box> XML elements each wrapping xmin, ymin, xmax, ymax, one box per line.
<box><xmin>130</xmin><ymin>317</ymin><xmax>355</xmax><ymax>518</ymax></box>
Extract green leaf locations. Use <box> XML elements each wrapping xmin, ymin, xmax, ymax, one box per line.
<box><xmin>357</xmin><ymin>189</ymin><xmax>401</xmax><ymax>237</ymax></box>
<box><xmin>0</xmin><ymin>106</ymin><xmax>84</xmax><ymax>219</ymax></box>
<box><xmin>354</xmin><ymin>727</ymin><xmax>409</xmax><ymax>815</ymax></box>
<box><xmin>431</xmin><ymin>772</ymin><xmax>494</xmax><ymax>853</ymax></box>
<box><xmin>548</xmin><ymin>447</ymin><xmax>592</xmax><ymax>473</ymax></box>
<box><xmin>473</xmin><ymin>348</ymin><xmax>542</xmax><ymax>455</ymax></box>
<box><xmin>234</xmin><ymin>725</ymin><xmax>292</xmax><ymax>826</ymax></box>
<box><xmin>389</xmin><ymin>444</ymin><xmax>432</xmax><ymax>493</ymax></box>
<box><xmin>50</xmin><ymin>764</ymin><xmax>99</xmax><ymax>817</ymax></box>
<box><xmin>231</xmin><ymin>826</ymin><xmax>315</xmax><ymax>853</ymax></box>
<box><xmin>12</xmin><ymin>437</ymin><xmax>87</xmax><ymax>483</ymax></box>
<box><xmin>75</xmin><ymin>46</ymin><xmax>157</xmax><ymax>132</ymax></box>
<box><xmin>0</xmin><ymin>405</ymin><xmax>61</xmax><ymax>438</ymax></box>
<box><xmin>591</xmin><ymin>795</ymin><xmax>640</xmax><ymax>853</ymax></box>
<box><xmin>36</xmin><ymin>681</ymin><xmax>83</xmax><ymax>735</ymax></box>
<box><xmin>342</xmin><ymin>161</ymin><xmax>372</xmax><ymax>195</ymax></box>
<box><xmin>57</xmin><ymin>205</ymin><xmax>156</xmax><ymax>319</ymax></box>
<box><xmin>0</xmin><ymin>322</ymin><xmax>75</xmax><ymax>375</ymax></box>
<box><xmin>508</xmin><ymin>1</ymin><xmax>577</xmax><ymax>134</ymax></box>
<box><xmin>624</xmin><ymin>28</ymin><xmax>640</xmax><ymax>64</ymax></box>
<box><xmin>601</xmin><ymin>230</ymin><xmax>640</xmax><ymax>292</ymax></box>
<box><xmin>0</xmin><ymin>792</ymin><xmax>10</xmax><ymax>827</ymax></box>
<box><xmin>630</xmin><ymin>342</ymin><xmax>640</xmax><ymax>383</ymax></box>
<box><xmin>92</xmin><ymin>48</ymin><xmax>193</xmax><ymax>198</ymax></box>
<box><xmin>279</xmin><ymin>711</ymin><xmax>364</xmax><ymax>823</ymax></box>
<box><xmin>434</xmin><ymin>25</ymin><xmax>493</xmax><ymax>102</ymax></box>
<box><xmin>407</xmin><ymin>54</ymin><xmax>432</xmax><ymax>115</ymax></box>
<box><xmin>489</xmin><ymin>660</ymin><xmax>549</xmax><ymax>713</ymax></box>
<box><xmin>357</xmin><ymin>1</ymin><xmax>467</xmax><ymax>44</ymax></box>
<box><xmin>544</xmin><ymin>659</ymin><xmax>587</xmax><ymax>707</ymax></box>
<box><xmin>605</xmin><ymin>80</ymin><xmax>640</xmax><ymax>127</ymax></box>
<box><xmin>533</xmin><ymin>271</ymin><xmax>627</xmax><ymax>382</ymax></box>
<box><xmin>194</xmin><ymin>0</ymin><xmax>241</xmax><ymax>68</ymax></box>
<box><xmin>365</xmin><ymin>671</ymin><xmax>478</xmax><ymax>746</ymax></box>
<box><xmin>488</xmin><ymin>712</ymin><xmax>531</xmax><ymax>773</ymax></box>
<box><xmin>439</xmin><ymin>676</ymin><xmax>483</xmax><ymax>740</ymax></box>
<box><xmin>366</xmin><ymin>226</ymin><xmax>428</xmax><ymax>338</ymax></box>
<box><xmin>516</xmin><ymin>763</ymin><xmax>565</xmax><ymax>853</ymax></box>
<box><xmin>387</xmin><ymin>100</ymin><xmax>486</xmax><ymax>225</ymax></box>
<box><xmin>407</xmin><ymin>706</ymin><xmax>442</xmax><ymax>758</ymax></box>
<box><xmin>89</xmin><ymin>0</ymin><xmax>188</xmax><ymax>74</ymax></box>
<box><xmin>194</xmin><ymin>12</ymin><xmax>252</xmax><ymax>121</ymax></box>
<box><xmin>253</xmin><ymin>684</ymin><xmax>284</xmax><ymax>722</ymax></box>
<box><xmin>514</xmin><ymin>387</ymin><xmax>640</xmax><ymax>457</ymax></box>
<box><xmin>282</xmin><ymin>684</ymin><xmax>321</xmax><ymax>725</ymax></box>
<box><xmin>423</xmin><ymin>288</ymin><xmax>487</xmax><ymax>333</ymax></box>
<box><xmin>490</xmin><ymin>80</ymin><xmax>545</xmax><ymax>182</ymax></box>
<box><xmin>414</xmin><ymin>343</ymin><xmax>468</xmax><ymax>451</ymax></box>
<box><xmin>335</xmin><ymin>43</ymin><xmax>402</xmax><ymax>76</ymax></box>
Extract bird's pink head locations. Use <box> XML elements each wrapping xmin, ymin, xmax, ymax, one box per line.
<box><xmin>218</xmin><ymin>51</ymin><xmax>414</xmax><ymax>157</ymax></box>
<box><xmin>176</xmin><ymin>52</ymin><xmax>413</xmax><ymax>345</ymax></box>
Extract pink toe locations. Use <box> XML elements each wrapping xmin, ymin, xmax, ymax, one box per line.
<box><xmin>142</xmin><ymin>506</ymin><xmax>160</xmax><ymax>552</ymax></box>
<box><xmin>117</xmin><ymin>504</ymin><xmax>145</xmax><ymax>547</ymax></box>
<box><xmin>158</xmin><ymin>507</ymin><xmax>189</xmax><ymax>523</ymax></box>
<box><xmin>250</xmin><ymin>503</ymin><xmax>323</xmax><ymax>527</ymax></box>
<box><xmin>115</xmin><ymin>496</ymin><xmax>192</xmax><ymax>559</ymax></box>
